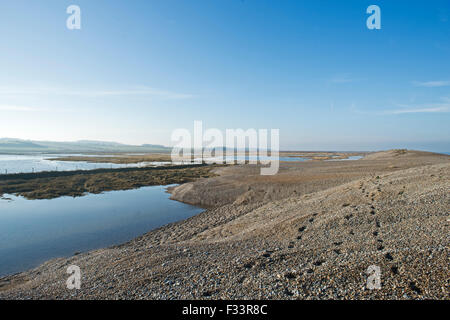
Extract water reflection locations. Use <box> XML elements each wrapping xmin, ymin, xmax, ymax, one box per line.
<box><xmin>0</xmin><ymin>185</ymin><xmax>202</xmax><ymax>277</ymax></box>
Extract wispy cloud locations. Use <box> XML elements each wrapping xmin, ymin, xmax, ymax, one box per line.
<box><xmin>84</xmin><ymin>88</ymin><xmax>195</xmax><ymax>99</ymax></box>
<box><xmin>351</xmin><ymin>99</ymin><xmax>450</xmax><ymax>116</ymax></box>
<box><xmin>0</xmin><ymin>105</ymin><xmax>38</xmax><ymax>112</ymax></box>
<box><xmin>384</xmin><ymin>106</ymin><xmax>449</xmax><ymax>114</ymax></box>
<box><xmin>383</xmin><ymin>100</ymin><xmax>450</xmax><ymax>115</ymax></box>
<box><xmin>0</xmin><ymin>86</ymin><xmax>195</xmax><ymax>99</ymax></box>
<box><xmin>412</xmin><ymin>80</ymin><xmax>450</xmax><ymax>88</ymax></box>
<box><xmin>0</xmin><ymin>105</ymin><xmax>74</xmax><ymax>113</ymax></box>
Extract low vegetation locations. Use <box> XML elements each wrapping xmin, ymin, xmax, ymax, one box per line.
<box><xmin>0</xmin><ymin>164</ymin><xmax>218</xmax><ymax>200</ymax></box>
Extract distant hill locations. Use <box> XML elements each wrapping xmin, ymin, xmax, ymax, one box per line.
<box><xmin>0</xmin><ymin>138</ymin><xmax>171</xmax><ymax>154</ymax></box>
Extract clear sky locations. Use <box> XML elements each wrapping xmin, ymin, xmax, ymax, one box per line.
<box><xmin>0</xmin><ymin>0</ymin><xmax>449</xmax><ymax>151</ymax></box>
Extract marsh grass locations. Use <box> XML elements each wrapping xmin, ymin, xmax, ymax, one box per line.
<box><xmin>0</xmin><ymin>164</ymin><xmax>220</xmax><ymax>200</ymax></box>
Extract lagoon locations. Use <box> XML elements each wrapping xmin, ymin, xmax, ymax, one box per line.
<box><xmin>0</xmin><ymin>154</ymin><xmax>149</xmax><ymax>174</ymax></box>
<box><xmin>0</xmin><ymin>185</ymin><xmax>202</xmax><ymax>277</ymax></box>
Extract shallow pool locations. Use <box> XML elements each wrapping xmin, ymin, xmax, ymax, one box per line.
<box><xmin>0</xmin><ymin>154</ymin><xmax>147</xmax><ymax>174</ymax></box>
<box><xmin>0</xmin><ymin>185</ymin><xmax>202</xmax><ymax>277</ymax></box>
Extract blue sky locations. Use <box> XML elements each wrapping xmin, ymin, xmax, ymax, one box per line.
<box><xmin>0</xmin><ymin>0</ymin><xmax>449</xmax><ymax>151</ymax></box>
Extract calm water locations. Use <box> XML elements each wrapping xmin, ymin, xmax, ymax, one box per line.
<box><xmin>197</xmin><ymin>155</ymin><xmax>310</xmax><ymax>162</ymax></box>
<box><xmin>0</xmin><ymin>185</ymin><xmax>203</xmax><ymax>277</ymax></box>
<box><xmin>326</xmin><ymin>155</ymin><xmax>364</xmax><ymax>161</ymax></box>
<box><xmin>0</xmin><ymin>154</ymin><xmax>156</xmax><ymax>174</ymax></box>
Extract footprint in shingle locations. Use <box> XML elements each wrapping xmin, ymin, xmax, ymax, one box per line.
<box><xmin>409</xmin><ymin>282</ymin><xmax>422</xmax><ymax>295</ymax></box>
<box><xmin>284</xmin><ymin>272</ymin><xmax>296</xmax><ymax>280</ymax></box>
<box><xmin>391</xmin><ymin>266</ymin><xmax>399</xmax><ymax>275</ymax></box>
<box><xmin>313</xmin><ymin>260</ymin><xmax>325</xmax><ymax>266</ymax></box>
<box><xmin>385</xmin><ymin>252</ymin><xmax>394</xmax><ymax>261</ymax></box>
<box><xmin>284</xmin><ymin>288</ymin><xmax>294</xmax><ymax>296</ymax></box>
